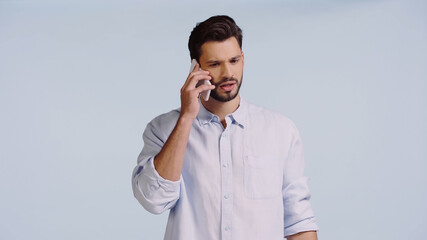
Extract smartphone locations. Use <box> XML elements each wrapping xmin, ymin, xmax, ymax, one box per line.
<box><xmin>190</xmin><ymin>59</ymin><xmax>211</xmax><ymax>101</ymax></box>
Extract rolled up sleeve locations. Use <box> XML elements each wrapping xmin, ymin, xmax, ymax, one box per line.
<box><xmin>283</xmin><ymin>123</ymin><xmax>319</xmax><ymax>236</ymax></box>
<box><xmin>132</xmin><ymin>118</ymin><xmax>181</xmax><ymax>214</ymax></box>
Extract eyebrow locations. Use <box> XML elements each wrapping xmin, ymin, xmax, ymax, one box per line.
<box><xmin>206</xmin><ymin>55</ymin><xmax>242</xmax><ymax>64</ymax></box>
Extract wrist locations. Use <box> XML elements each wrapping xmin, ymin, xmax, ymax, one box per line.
<box><xmin>178</xmin><ymin>114</ymin><xmax>195</xmax><ymax>126</ymax></box>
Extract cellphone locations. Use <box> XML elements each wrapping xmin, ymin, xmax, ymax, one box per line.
<box><xmin>190</xmin><ymin>59</ymin><xmax>211</xmax><ymax>101</ymax></box>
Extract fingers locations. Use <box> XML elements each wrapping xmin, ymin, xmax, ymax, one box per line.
<box><xmin>196</xmin><ymin>83</ymin><xmax>216</xmax><ymax>93</ymax></box>
<box><xmin>182</xmin><ymin>65</ymin><xmax>211</xmax><ymax>91</ymax></box>
<box><xmin>181</xmin><ymin>80</ymin><xmax>215</xmax><ymax>98</ymax></box>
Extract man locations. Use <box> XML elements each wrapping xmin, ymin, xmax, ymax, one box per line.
<box><xmin>132</xmin><ymin>15</ymin><xmax>319</xmax><ymax>240</ymax></box>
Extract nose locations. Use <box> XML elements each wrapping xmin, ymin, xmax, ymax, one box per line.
<box><xmin>221</xmin><ymin>63</ymin><xmax>233</xmax><ymax>79</ymax></box>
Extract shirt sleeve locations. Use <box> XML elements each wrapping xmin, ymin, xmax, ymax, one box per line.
<box><xmin>132</xmin><ymin>119</ymin><xmax>181</xmax><ymax>215</ymax></box>
<box><xmin>282</xmin><ymin>122</ymin><xmax>319</xmax><ymax>236</ymax></box>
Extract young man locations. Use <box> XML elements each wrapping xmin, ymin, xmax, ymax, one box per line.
<box><xmin>132</xmin><ymin>15</ymin><xmax>319</xmax><ymax>240</ymax></box>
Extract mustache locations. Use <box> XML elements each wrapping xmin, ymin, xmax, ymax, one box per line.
<box><xmin>213</xmin><ymin>77</ymin><xmax>238</xmax><ymax>87</ymax></box>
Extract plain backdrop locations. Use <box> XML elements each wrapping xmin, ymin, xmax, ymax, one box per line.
<box><xmin>1</xmin><ymin>0</ymin><xmax>426</xmax><ymax>239</ymax></box>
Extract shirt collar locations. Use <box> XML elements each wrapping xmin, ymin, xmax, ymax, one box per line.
<box><xmin>197</xmin><ymin>97</ymin><xmax>248</xmax><ymax>128</ymax></box>
<box><xmin>197</xmin><ymin>100</ymin><xmax>217</xmax><ymax>125</ymax></box>
<box><xmin>229</xmin><ymin>98</ymin><xmax>247</xmax><ymax>128</ymax></box>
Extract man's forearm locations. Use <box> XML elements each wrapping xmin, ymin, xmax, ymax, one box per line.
<box><xmin>153</xmin><ymin>116</ymin><xmax>193</xmax><ymax>181</ymax></box>
<box><xmin>286</xmin><ymin>231</ymin><xmax>318</xmax><ymax>240</ymax></box>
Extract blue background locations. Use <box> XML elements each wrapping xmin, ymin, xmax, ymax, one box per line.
<box><xmin>1</xmin><ymin>0</ymin><xmax>426</xmax><ymax>239</ymax></box>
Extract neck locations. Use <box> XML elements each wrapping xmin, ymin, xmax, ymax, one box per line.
<box><xmin>201</xmin><ymin>95</ymin><xmax>241</xmax><ymax>123</ymax></box>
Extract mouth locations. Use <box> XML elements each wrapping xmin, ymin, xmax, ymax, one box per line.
<box><xmin>219</xmin><ymin>81</ymin><xmax>236</xmax><ymax>92</ymax></box>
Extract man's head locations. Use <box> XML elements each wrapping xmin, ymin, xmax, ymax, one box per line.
<box><xmin>188</xmin><ymin>15</ymin><xmax>244</xmax><ymax>102</ymax></box>
<box><xmin>188</xmin><ymin>15</ymin><xmax>242</xmax><ymax>63</ymax></box>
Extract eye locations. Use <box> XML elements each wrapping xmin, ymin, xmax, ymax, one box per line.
<box><xmin>230</xmin><ymin>58</ymin><xmax>240</xmax><ymax>64</ymax></box>
<box><xmin>209</xmin><ymin>63</ymin><xmax>219</xmax><ymax>67</ymax></box>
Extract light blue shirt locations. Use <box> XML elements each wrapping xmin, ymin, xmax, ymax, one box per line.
<box><xmin>132</xmin><ymin>98</ymin><xmax>318</xmax><ymax>240</ymax></box>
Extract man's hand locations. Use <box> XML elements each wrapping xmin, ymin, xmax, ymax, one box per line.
<box><xmin>180</xmin><ymin>63</ymin><xmax>215</xmax><ymax>120</ymax></box>
<box><xmin>286</xmin><ymin>231</ymin><xmax>318</xmax><ymax>240</ymax></box>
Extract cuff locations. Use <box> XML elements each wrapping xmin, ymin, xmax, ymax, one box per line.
<box><xmin>284</xmin><ymin>217</ymin><xmax>319</xmax><ymax>237</ymax></box>
<box><xmin>141</xmin><ymin>158</ymin><xmax>181</xmax><ymax>193</ymax></box>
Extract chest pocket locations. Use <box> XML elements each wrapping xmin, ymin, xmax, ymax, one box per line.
<box><xmin>244</xmin><ymin>155</ymin><xmax>282</xmax><ymax>199</ymax></box>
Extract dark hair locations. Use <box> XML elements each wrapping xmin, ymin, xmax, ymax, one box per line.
<box><xmin>188</xmin><ymin>15</ymin><xmax>243</xmax><ymax>62</ymax></box>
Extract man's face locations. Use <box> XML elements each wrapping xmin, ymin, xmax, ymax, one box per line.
<box><xmin>199</xmin><ymin>37</ymin><xmax>244</xmax><ymax>102</ymax></box>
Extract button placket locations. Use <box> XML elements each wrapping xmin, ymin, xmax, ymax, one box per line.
<box><xmin>220</xmin><ymin>118</ymin><xmax>233</xmax><ymax>240</ymax></box>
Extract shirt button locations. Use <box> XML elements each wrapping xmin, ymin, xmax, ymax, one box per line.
<box><xmin>224</xmin><ymin>194</ymin><xmax>230</xmax><ymax>199</ymax></box>
<box><xmin>225</xmin><ymin>226</ymin><xmax>231</xmax><ymax>231</ymax></box>
<box><xmin>222</xmin><ymin>163</ymin><xmax>228</xmax><ymax>168</ymax></box>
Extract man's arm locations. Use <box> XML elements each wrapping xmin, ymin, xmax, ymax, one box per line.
<box><xmin>152</xmin><ymin>115</ymin><xmax>192</xmax><ymax>181</ymax></box>
<box><xmin>132</xmin><ymin>63</ymin><xmax>215</xmax><ymax>213</ymax></box>
<box><xmin>153</xmin><ymin>63</ymin><xmax>215</xmax><ymax>181</ymax></box>
<box><xmin>286</xmin><ymin>231</ymin><xmax>318</xmax><ymax>240</ymax></box>
<box><xmin>282</xmin><ymin>121</ymin><xmax>319</xmax><ymax>235</ymax></box>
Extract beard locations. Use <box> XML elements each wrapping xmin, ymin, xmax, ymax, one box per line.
<box><xmin>210</xmin><ymin>74</ymin><xmax>243</xmax><ymax>102</ymax></box>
